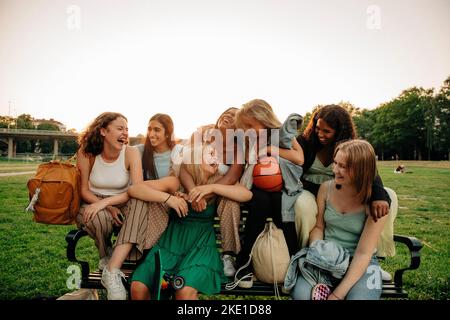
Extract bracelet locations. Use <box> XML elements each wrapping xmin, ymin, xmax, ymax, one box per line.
<box><xmin>163</xmin><ymin>194</ymin><xmax>171</xmax><ymax>204</ymax></box>
<box><xmin>330</xmin><ymin>292</ymin><xmax>342</xmax><ymax>300</ymax></box>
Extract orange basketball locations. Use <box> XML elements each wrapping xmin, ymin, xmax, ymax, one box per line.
<box><xmin>252</xmin><ymin>156</ymin><xmax>283</xmax><ymax>192</ymax></box>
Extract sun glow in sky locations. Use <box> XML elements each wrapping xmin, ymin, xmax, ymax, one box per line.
<box><xmin>1</xmin><ymin>0</ymin><xmax>449</xmax><ymax>138</ymax></box>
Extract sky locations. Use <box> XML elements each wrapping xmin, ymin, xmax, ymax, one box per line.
<box><xmin>0</xmin><ymin>0</ymin><xmax>449</xmax><ymax>138</ymax></box>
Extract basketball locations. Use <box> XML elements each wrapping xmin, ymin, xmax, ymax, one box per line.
<box><xmin>252</xmin><ymin>156</ymin><xmax>283</xmax><ymax>192</ymax></box>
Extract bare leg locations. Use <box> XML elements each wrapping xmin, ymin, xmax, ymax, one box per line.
<box><xmin>131</xmin><ymin>281</ymin><xmax>151</xmax><ymax>300</ymax></box>
<box><xmin>175</xmin><ymin>286</ymin><xmax>198</xmax><ymax>300</ymax></box>
<box><xmin>107</xmin><ymin>243</ymin><xmax>132</xmax><ymax>271</ymax></box>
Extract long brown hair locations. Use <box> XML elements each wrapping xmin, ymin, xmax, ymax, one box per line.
<box><xmin>303</xmin><ymin>104</ymin><xmax>356</xmax><ymax>162</ymax></box>
<box><xmin>142</xmin><ymin>113</ymin><xmax>175</xmax><ymax>180</ymax></box>
<box><xmin>334</xmin><ymin>139</ymin><xmax>376</xmax><ymax>204</ymax></box>
<box><xmin>78</xmin><ymin>112</ymin><xmax>127</xmax><ymax>156</ymax></box>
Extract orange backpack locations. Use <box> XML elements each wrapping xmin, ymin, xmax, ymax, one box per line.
<box><xmin>27</xmin><ymin>160</ymin><xmax>81</xmax><ymax>225</ymax></box>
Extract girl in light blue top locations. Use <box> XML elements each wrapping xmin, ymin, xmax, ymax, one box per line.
<box><xmin>292</xmin><ymin>139</ymin><xmax>387</xmax><ymax>300</ymax></box>
<box><xmin>102</xmin><ymin>113</ymin><xmax>186</xmax><ymax>300</ymax></box>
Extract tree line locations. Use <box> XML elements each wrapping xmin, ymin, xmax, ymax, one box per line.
<box><xmin>301</xmin><ymin>76</ymin><xmax>450</xmax><ymax>161</ymax></box>
<box><xmin>2</xmin><ymin>76</ymin><xmax>449</xmax><ymax>160</ymax></box>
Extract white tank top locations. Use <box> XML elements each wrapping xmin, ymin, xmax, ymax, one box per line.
<box><xmin>89</xmin><ymin>146</ymin><xmax>130</xmax><ymax>196</ymax></box>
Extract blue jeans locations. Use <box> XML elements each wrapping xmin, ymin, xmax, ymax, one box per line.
<box><xmin>291</xmin><ymin>257</ymin><xmax>382</xmax><ymax>300</ymax></box>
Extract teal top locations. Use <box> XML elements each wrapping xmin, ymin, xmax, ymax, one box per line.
<box><xmin>303</xmin><ymin>156</ymin><xmax>334</xmax><ymax>185</ymax></box>
<box><xmin>323</xmin><ymin>181</ymin><xmax>367</xmax><ymax>256</ymax></box>
<box><xmin>154</xmin><ymin>150</ymin><xmax>171</xmax><ymax>178</ymax></box>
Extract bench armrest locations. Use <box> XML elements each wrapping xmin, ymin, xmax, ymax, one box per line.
<box><xmin>65</xmin><ymin>229</ymin><xmax>90</xmax><ymax>279</ymax></box>
<box><xmin>392</xmin><ymin>234</ymin><xmax>423</xmax><ymax>287</ymax></box>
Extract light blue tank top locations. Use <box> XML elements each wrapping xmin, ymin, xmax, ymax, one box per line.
<box><xmin>324</xmin><ymin>181</ymin><xmax>367</xmax><ymax>256</ymax></box>
<box><xmin>154</xmin><ymin>150</ymin><xmax>171</xmax><ymax>178</ymax></box>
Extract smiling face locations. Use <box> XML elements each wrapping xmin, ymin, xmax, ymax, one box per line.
<box><xmin>217</xmin><ymin>108</ymin><xmax>237</xmax><ymax>130</ymax></box>
<box><xmin>101</xmin><ymin>117</ymin><xmax>128</xmax><ymax>151</ymax></box>
<box><xmin>333</xmin><ymin>150</ymin><xmax>352</xmax><ymax>186</ymax></box>
<box><xmin>201</xmin><ymin>144</ymin><xmax>219</xmax><ymax>176</ymax></box>
<box><xmin>147</xmin><ymin>120</ymin><xmax>169</xmax><ymax>151</ymax></box>
<box><xmin>315</xmin><ymin>118</ymin><xmax>336</xmax><ymax>146</ymax></box>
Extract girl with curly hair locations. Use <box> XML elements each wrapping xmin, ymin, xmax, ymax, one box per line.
<box><xmin>76</xmin><ymin>112</ymin><xmax>143</xmax><ymax>299</ymax></box>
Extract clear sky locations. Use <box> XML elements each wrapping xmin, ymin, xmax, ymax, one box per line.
<box><xmin>1</xmin><ymin>0</ymin><xmax>449</xmax><ymax>138</ymax></box>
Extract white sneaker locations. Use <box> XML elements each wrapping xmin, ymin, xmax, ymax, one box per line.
<box><xmin>381</xmin><ymin>268</ymin><xmax>392</xmax><ymax>282</ymax></box>
<box><xmin>98</xmin><ymin>247</ymin><xmax>113</xmax><ymax>271</ymax></box>
<box><xmin>222</xmin><ymin>254</ymin><xmax>237</xmax><ymax>277</ymax></box>
<box><xmin>101</xmin><ymin>267</ymin><xmax>127</xmax><ymax>300</ymax></box>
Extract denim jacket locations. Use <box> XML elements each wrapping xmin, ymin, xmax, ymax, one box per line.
<box><xmin>283</xmin><ymin>240</ymin><xmax>350</xmax><ymax>290</ymax></box>
<box><xmin>279</xmin><ymin>113</ymin><xmax>304</xmax><ymax>222</ymax></box>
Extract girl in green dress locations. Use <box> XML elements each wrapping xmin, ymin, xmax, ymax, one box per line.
<box><xmin>130</xmin><ymin>142</ymin><xmax>253</xmax><ymax>300</ymax></box>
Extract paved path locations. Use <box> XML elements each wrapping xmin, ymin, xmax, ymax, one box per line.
<box><xmin>0</xmin><ymin>171</ymin><xmax>35</xmax><ymax>177</ymax></box>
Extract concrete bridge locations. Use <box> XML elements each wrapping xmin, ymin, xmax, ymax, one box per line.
<box><xmin>0</xmin><ymin>128</ymin><xmax>78</xmax><ymax>159</ymax></box>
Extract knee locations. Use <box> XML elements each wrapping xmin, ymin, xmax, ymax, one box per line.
<box><xmin>131</xmin><ymin>281</ymin><xmax>150</xmax><ymax>300</ymax></box>
<box><xmin>290</xmin><ymin>277</ymin><xmax>312</xmax><ymax>300</ymax></box>
<box><xmin>86</xmin><ymin>210</ymin><xmax>112</xmax><ymax>229</ymax></box>
<box><xmin>175</xmin><ymin>286</ymin><xmax>198</xmax><ymax>300</ymax></box>
<box><xmin>294</xmin><ymin>192</ymin><xmax>317</xmax><ymax>220</ymax></box>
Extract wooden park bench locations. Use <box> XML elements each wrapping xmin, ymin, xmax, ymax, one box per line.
<box><xmin>65</xmin><ymin>207</ymin><xmax>423</xmax><ymax>299</ymax></box>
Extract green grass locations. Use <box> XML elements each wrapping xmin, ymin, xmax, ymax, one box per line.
<box><xmin>0</xmin><ymin>161</ymin><xmax>448</xmax><ymax>300</ymax></box>
<box><xmin>374</xmin><ymin>161</ymin><xmax>450</xmax><ymax>300</ymax></box>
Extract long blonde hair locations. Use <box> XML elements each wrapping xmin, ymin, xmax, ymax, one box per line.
<box><xmin>182</xmin><ymin>143</ymin><xmax>221</xmax><ymax>188</ymax></box>
<box><xmin>334</xmin><ymin>139</ymin><xmax>377</xmax><ymax>204</ymax></box>
<box><xmin>235</xmin><ymin>99</ymin><xmax>282</xmax><ymax>130</ymax></box>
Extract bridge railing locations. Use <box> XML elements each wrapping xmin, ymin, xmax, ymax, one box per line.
<box><xmin>0</xmin><ymin>128</ymin><xmax>78</xmax><ymax>136</ymax></box>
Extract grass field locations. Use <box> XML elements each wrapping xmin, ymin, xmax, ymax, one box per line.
<box><xmin>0</xmin><ymin>161</ymin><xmax>448</xmax><ymax>300</ymax></box>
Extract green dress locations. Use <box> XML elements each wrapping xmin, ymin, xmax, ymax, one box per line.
<box><xmin>131</xmin><ymin>204</ymin><xmax>227</xmax><ymax>296</ymax></box>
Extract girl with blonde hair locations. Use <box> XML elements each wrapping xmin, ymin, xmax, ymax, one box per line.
<box><xmin>291</xmin><ymin>139</ymin><xmax>387</xmax><ymax>300</ymax></box>
<box><xmin>130</xmin><ymin>141</ymin><xmax>252</xmax><ymax>300</ymax></box>
<box><xmin>179</xmin><ymin>107</ymin><xmax>244</xmax><ymax>277</ymax></box>
<box><xmin>232</xmin><ymin>99</ymin><xmax>304</xmax><ymax>289</ymax></box>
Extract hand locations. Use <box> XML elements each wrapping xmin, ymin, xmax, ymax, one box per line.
<box><xmin>191</xmin><ymin>198</ymin><xmax>207</xmax><ymax>212</ymax></box>
<box><xmin>107</xmin><ymin>206</ymin><xmax>123</xmax><ymax>227</ymax></box>
<box><xmin>370</xmin><ymin>200</ymin><xmax>389</xmax><ymax>222</ymax></box>
<box><xmin>173</xmin><ymin>191</ymin><xmax>189</xmax><ymax>201</ymax></box>
<box><xmin>166</xmin><ymin>195</ymin><xmax>189</xmax><ymax>218</ymax></box>
<box><xmin>189</xmin><ymin>185</ymin><xmax>214</xmax><ymax>203</ymax></box>
<box><xmin>83</xmin><ymin>200</ymin><xmax>107</xmax><ymax>224</ymax></box>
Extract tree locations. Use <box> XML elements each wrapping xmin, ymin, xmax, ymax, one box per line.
<box><xmin>0</xmin><ymin>116</ymin><xmax>14</xmax><ymax>128</ymax></box>
<box><xmin>16</xmin><ymin>114</ymin><xmax>34</xmax><ymax>129</ymax></box>
<box><xmin>61</xmin><ymin>140</ymin><xmax>78</xmax><ymax>155</ymax></box>
<box><xmin>432</xmin><ymin>76</ymin><xmax>450</xmax><ymax>159</ymax></box>
<box><xmin>36</xmin><ymin>123</ymin><xmax>60</xmax><ymax>131</ymax></box>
